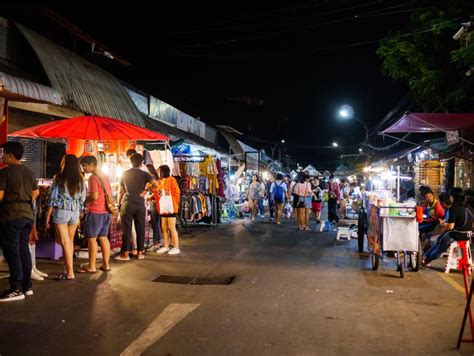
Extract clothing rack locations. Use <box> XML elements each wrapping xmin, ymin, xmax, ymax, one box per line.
<box><xmin>175</xmin><ymin>154</ymin><xmax>219</xmax><ymax>229</ymax></box>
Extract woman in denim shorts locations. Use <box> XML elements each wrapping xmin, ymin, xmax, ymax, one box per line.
<box><xmin>46</xmin><ymin>155</ymin><xmax>86</xmax><ymax>280</ymax></box>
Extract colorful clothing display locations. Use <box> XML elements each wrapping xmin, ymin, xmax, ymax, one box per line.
<box><xmin>179</xmin><ymin>193</ymin><xmax>212</xmax><ymax>222</ymax></box>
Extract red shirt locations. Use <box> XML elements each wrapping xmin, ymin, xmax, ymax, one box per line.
<box><xmin>86</xmin><ymin>174</ymin><xmax>112</xmax><ymax>214</ymax></box>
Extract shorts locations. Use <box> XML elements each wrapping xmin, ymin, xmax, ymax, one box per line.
<box><xmin>53</xmin><ymin>208</ymin><xmax>80</xmax><ymax>225</ymax></box>
<box><xmin>312</xmin><ymin>201</ymin><xmax>322</xmax><ymax>213</ymax></box>
<box><xmin>304</xmin><ymin>196</ymin><xmax>312</xmax><ymax>209</ymax></box>
<box><xmin>84</xmin><ymin>212</ymin><xmax>110</xmax><ymax>238</ymax></box>
<box><xmin>160</xmin><ymin>213</ymin><xmax>177</xmax><ymax>218</ymax></box>
<box><xmin>292</xmin><ymin>195</ymin><xmax>299</xmax><ymax>209</ymax></box>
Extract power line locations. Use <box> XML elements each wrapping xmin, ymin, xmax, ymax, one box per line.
<box><xmin>168</xmin><ymin>18</ymin><xmax>460</xmax><ymax>57</ymax></box>
<box><xmin>170</xmin><ymin>1</ymin><xmax>385</xmax><ymax>35</ymax></box>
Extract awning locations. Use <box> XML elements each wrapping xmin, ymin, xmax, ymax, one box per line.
<box><xmin>0</xmin><ymin>71</ymin><xmax>62</xmax><ymax>105</ymax></box>
<box><xmin>16</xmin><ymin>23</ymin><xmax>144</xmax><ymax>127</ymax></box>
<box><xmin>382</xmin><ymin>113</ymin><xmax>474</xmax><ymax>133</ymax></box>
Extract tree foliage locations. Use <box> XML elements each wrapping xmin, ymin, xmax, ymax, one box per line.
<box><xmin>377</xmin><ymin>0</ymin><xmax>474</xmax><ymax>112</ymax></box>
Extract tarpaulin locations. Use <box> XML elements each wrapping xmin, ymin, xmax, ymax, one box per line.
<box><xmin>382</xmin><ymin>113</ymin><xmax>474</xmax><ymax>133</ymax></box>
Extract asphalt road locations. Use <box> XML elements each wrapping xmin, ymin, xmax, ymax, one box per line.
<box><xmin>0</xmin><ymin>218</ymin><xmax>473</xmax><ymax>355</ymax></box>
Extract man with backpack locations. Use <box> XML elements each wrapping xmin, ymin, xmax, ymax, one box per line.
<box><xmin>270</xmin><ymin>173</ymin><xmax>288</xmax><ymax>225</ymax></box>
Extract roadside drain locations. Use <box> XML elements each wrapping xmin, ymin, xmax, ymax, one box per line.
<box><xmin>153</xmin><ymin>275</ymin><xmax>235</xmax><ymax>285</ymax></box>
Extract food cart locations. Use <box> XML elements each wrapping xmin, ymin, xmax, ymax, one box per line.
<box><xmin>368</xmin><ymin>204</ymin><xmax>421</xmax><ymax>278</ymax></box>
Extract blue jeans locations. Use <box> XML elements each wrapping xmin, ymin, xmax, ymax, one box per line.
<box><xmin>0</xmin><ymin>218</ymin><xmax>33</xmax><ymax>292</ymax></box>
<box><xmin>424</xmin><ymin>231</ymin><xmax>454</xmax><ymax>262</ymax></box>
<box><xmin>150</xmin><ymin>204</ymin><xmax>163</xmax><ymax>245</ymax></box>
<box><xmin>258</xmin><ymin>198</ymin><xmax>264</xmax><ymax>216</ymax></box>
<box><xmin>419</xmin><ymin>221</ymin><xmax>437</xmax><ymax>234</ymax></box>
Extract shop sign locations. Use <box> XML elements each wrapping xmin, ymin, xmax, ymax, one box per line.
<box><xmin>446</xmin><ymin>130</ymin><xmax>460</xmax><ymax>146</ymax></box>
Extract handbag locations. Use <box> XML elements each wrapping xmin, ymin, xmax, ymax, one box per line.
<box><xmin>93</xmin><ymin>174</ymin><xmax>118</xmax><ymax>216</ymax></box>
<box><xmin>159</xmin><ymin>189</ymin><xmax>175</xmax><ymax>215</ymax></box>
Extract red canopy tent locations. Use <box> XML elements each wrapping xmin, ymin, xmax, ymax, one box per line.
<box><xmin>10</xmin><ymin>115</ymin><xmax>169</xmax><ymax>141</ymax></box>
<box><xmin>382</xmin><ymin>113</ymin><xmax>474</xmax><ymax>134</ymax></box>
<box><xmin>9</xmin><ymin>115</ymin><xmax>169</xmax><ymax>156</ymax></box>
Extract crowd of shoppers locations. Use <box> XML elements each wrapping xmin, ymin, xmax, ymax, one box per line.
<box><xmin>2</xmin><ymin>141</ymin><xmax>473</xmax><ymax>302</ymax></box>
<box><xmin>0</xmin><ymin>142</ymin><xmax>182</xmax><ymax>301</ymax></box>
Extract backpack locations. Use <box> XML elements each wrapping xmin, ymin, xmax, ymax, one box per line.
<box><xmin>274</xmin><ymin>182</ymin><xmax>285</xmax><ymax>202</ymax></box>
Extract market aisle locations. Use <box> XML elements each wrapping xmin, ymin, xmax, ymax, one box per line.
<box><xmin>0</xmin><ymin>219</ymin><xmax>472</xmax><ymax>355</ymax></box>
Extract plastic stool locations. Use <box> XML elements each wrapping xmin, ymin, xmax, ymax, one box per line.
<box><xmin>445</xmin><ymin>240</ymin><xmax>472</xmax><ymax>275</ymax></box>
<box><xmin>336</xmin><ymin>227</ymin><xmax>351</xmax><ymax>241</ymax></box>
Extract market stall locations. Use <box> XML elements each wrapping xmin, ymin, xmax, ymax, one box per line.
<box><xmin>9</xmin><ymin>115</ymin><xmax>169</xmax><ymax>257</ymax></box>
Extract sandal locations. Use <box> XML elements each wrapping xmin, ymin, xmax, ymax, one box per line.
<box><xmin>55</xmin><ymin>273</ymin><xmax>75</xmax><ymax>281</ymax></box>
<box><xmin>99</xmin><ymin>266</ymin><xmax>112</xmax><ymax>272</ymax></box>
<box><xmin>77</xmin><ymin>267</ymin><xmax>97</xmax><ymax>274</ymax></box>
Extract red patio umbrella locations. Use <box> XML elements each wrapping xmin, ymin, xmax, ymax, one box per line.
<box><xmin>9</xmin><ymin>115</ymin><xmax>169</xmax><ymax>141</ymax></box>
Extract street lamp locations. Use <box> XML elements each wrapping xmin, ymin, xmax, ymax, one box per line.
<box><xmin>359</xmin><ymin>148</ymin><xmax>363</xmax><ymax>152</ymax></box>
<box><xmin>338</xmin><ymin>104</ymin><xmax>369</xmax><ymax>143</ymax></box>
<box><xmin>271</xmin><ymin>139</ymin><xmax>285</xmax><ymax>160</ymax></box>
<box><xmin>332</xmin><ymin>142</ymin><xmax>338</xmax><ymax>147</ymax></box>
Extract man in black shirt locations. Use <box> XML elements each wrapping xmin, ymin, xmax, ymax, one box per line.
<box><xmin>115</xmin><ymin>153</ymin><xmax>157</xmax><ymax>261</ymax></box>
<box><xmin>0</xmin><ymin>142</ymin><xmax>39</xmax><ymax>302</ymax></box>
<box><xmin>423</xmin><ymin>189</ymin><xmax>473</xmax><ymax>265</ymax></box>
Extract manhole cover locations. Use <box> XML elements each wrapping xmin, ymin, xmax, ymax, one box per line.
<box><xmin>153</xmin><ymin>275</ymin><xmax>235</xmax><ymax>285</ymax></box>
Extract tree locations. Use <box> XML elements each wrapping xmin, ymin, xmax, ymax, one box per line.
<box><xmin>377</xmin><ymin>0</ymin><xmax>474</xmax><ymax>112</ymax></box>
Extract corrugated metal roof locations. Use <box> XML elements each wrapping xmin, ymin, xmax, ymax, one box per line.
<box><xmin>0</xmin><ymin>71</ymin><xmax>62</xmax><ymax>104</ymax></box>
<box><xmin>15</xmin><ymin>24</ymin><xmax>144</xmax><ymax>127</ymax></box>
<box><xmin>219</xmin><ymin>130</ymin><xmax>245</xmax><ymax>158</ymax></box>
<box><xmin>144</xmin><ymin>116</ymin><xmax>227</xmax><ymax>154</ymax></box>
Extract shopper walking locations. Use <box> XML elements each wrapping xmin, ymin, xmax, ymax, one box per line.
<box><xmin>116</xmin><ymin>153</ymin><xmax>156</xmax><ymax>261</ymax></box>
<box><xmin>46</xmin><ymin>154</ymin><xmax>86</xmax><ymax>281</ymax></box>
<box><xmin>302</xmin><ymin>174</ymin><xmax>313</xmax><ymax>230</ymax></box>
<box><xmin>0</xmin><ymin>142</ymin><xmax>39</xmax><ymax>301</ymax></box>
<box><xmin>270</xmin><ymin>173</ymin><xmax>287</xmax><ymax>224</ymax></box>
<box><xmin>265</xmin><ymin>176</ymin><xmax>275</xmax><ymax>221</ymax></box>
<box><xmin>247</xmin><ymin>175</ymin><xmax>261</xmax><ymax>221</ymax></box>
<box><xmin>79</xmin><ymin>156</ymin><xmax>112</xmax><ymax>273</ymax></box>
<box><xmin>155</xmin><ymin>165</ymin><xmax>181</xmax><ymax>255</ymax></box>
<box><xmin>292</xmin><ymin>173</ymin><xmax>312</xmax><ymax>230</ymax></box>
<box><xmin>311</xmin><ymin>178</ymin><xmax>323</xmax><ymax>223</ymax></box>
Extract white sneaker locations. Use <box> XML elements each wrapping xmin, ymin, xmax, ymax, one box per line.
<box><xmin>24</xmin><ymin>289</ymin><xmax>34</xmax><ymax>296</ymax></box>
<box><xmin>31</xmin><ymin>271</ymin><xmax>44</xmax><ymax>281</ymax></box>
<box><xmin>33</xmin><ymin>267</ymin><xmax>48</xmax><ymax>278</ymax></box>
<box><xmin>156</xmin><ymin>247</ymin><xmax>170</xmax><ymax>254</ymax></box>
<box><xmin>167</xmin><ymin>248</ymin><xmax>180</xmax><ymax>255</ymax></box>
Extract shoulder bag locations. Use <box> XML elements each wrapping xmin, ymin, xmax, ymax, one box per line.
<box><xmin>93</xmin><ymin>174</ymin><xmax>118</xmax><ymax>216</ymax></box>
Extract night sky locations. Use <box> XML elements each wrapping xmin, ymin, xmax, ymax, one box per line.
<box><xmin>5</xmin><ymin>0</ymin><xmax>419</xmax><ymax>169</ymax></box>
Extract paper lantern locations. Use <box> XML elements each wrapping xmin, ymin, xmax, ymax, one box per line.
<box><xmin>101</xmin><ymin>140</ymin><xmax>119</xmax><ymax>154</ymax></box>
<box><xmin>66</xmin><ymin>139</ymin><xmax>85</xmax><ymax>157</ymax></box>
<box><xmin>118</xmin><ymin>140</ymin><xmax>136</xmax><ymax>155</ymax></box>
<box><xmin>83</xmin><ymin>140</ymin><xmax>97</xmax><ymax>156</ymax></box>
